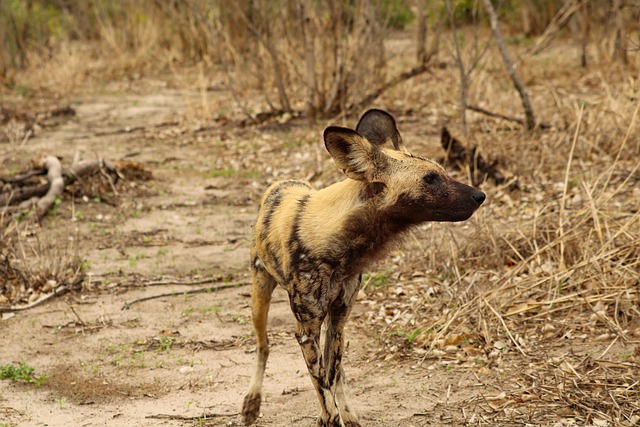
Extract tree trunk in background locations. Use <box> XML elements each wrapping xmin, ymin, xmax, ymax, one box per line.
<box><xmin>445</xmin><ymin>0</ymin><xmax>468</xmax><ymax>136</ymax></box>
<box><xmin>612</xmin><ymin>0</ymin><xmax>628</xmax><ymax>64</ymax></box>
<box><xmin>427</xmin><ymin>0</ymin><xmax>441</xmax><ymax>61</ymax></box>
<box><xmin>416</xmin><ymin>0</ymin><xmax>428</xmax><ymax>65</ymax></box>
<box><xmin>255</xmin><ymin>0</ymin><xmax>291</xmax><ymax>113</ymax></box>
<box><xmin>324</xmin><ymin>0</ymin><xmax>345</xmax><ymax>115</ymax></box>
<box><xmin>222</xmin><ymin>0</ymin><xmax>252</xmax><ymax>54</ymax></box>
<box><xmin>300</xmin><ymin>0</ymin><xmax>317</xmax><ymax>120</ymax></box>
<box><xmin>482</xmin><ymin>0</ymin><xmax>536</xmax><ymax>130</ymax></box>
<box><xmin>579</xmin><ymin>1</ymin><xmax>589</xmax><ymax>67</ymax></box>
<box><xmin>520</xmin><ymin>0</ymin><xmax>533</xmax><ymax>36</ymax></box>
<box><xmin>0</xmin><ymin>0</ymin><xmax>5</xmax><ymax>79</ymax></box>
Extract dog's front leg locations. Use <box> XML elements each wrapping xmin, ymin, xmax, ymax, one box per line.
<box><xmin>294</xmin><ymin>315</ymin><xmax>343</xmax><ymax>426</ymax></box>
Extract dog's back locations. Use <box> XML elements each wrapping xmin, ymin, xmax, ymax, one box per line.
<box><xmin>253</xmin><ymin>179</ymin><xmax>314</xmax><ymax>285</ymax></box>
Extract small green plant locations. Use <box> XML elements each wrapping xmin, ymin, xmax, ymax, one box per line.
<box><xmin>192</xmin><ymin>417</ymin><xmax>208</xmax><ymax>427</ymax></box>
<box><xmin>0</xmin><ymin>362</ymin><xmax>46</xmax><ymax>387</ymax></box>
<box><xmin>404</xmin><ymin>327</ymin><xmax>423</xmax><ymax>345</ymax></box>
<box><xmin>386</xmin><ymin>327</ymin><xmax>423</xmax><ymax>347</ymax></box>
<box><xmin>158</xmin><ymin>336</ymin><xmax>175</xmax><ymax>352</ymax></box>
<box><xmin>128</xmin><ymin>254</ymin><xmax>138</xmax><ymax>267</ymax></box>
<box><xmin>361</xmin><ymin>271</ymin><xmax>389</xmax><ymax>290</ymax></box>
<box><xmin>209</xmin><ymin>168</ymin><xmax>236</xmax><ymax>178</ymax></box>
<box><xmin>201</xmin><ymin>305</ymin><xmax>221</xmax><ymax>315</ymax></box>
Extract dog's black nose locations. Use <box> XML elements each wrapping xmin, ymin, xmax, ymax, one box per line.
<box><xmin>473</xmin><ymin>191</ymin><xmax>486</xmax><ymax>205</ymax></box>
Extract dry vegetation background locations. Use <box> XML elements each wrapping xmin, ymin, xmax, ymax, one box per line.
<box><xmin>1</xmin><ymin>1</ymin><xmax>640</xmax><ymax>426</ymax></box>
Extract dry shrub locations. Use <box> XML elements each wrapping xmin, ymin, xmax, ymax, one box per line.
<box><xmin>0</xmin><ymin>223</ymin><xmax>84</xmax><ymax>308</ymax></box>
<box><xmin>2</xmin><ymin>1</ymin><xmax>412</xmax><ymax>117</ymax></box>
<box><xmin>195</xmin><ymin>0</ymin><xmax>400</xmax><ymax>118</ymax></box>
<box><xmin>373</xmin><ymin>49</ymin><xmax>640</xmax><ymax>348</ymax></box>
<box><xmin>356</xmin><ymin>41</ymin><xmax>639</xmax><ymax>424</ymax></box>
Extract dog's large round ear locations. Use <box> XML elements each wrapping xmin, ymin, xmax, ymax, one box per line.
<box><xmin>356</xmin><ymin>109</ymin><xmax>407</xmax><ymax>152</ymax></box>
<box><xmin>324</xmin><ymin>126</ymin><xmax>381</xmax><ymax>182</ymax></box>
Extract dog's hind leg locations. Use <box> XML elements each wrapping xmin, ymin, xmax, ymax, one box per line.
<box><xmin>242</xmin><ymin>256</ymin><xmax>277</xmax><ymax>426</ymax></box>
<box><xmin>324</xmin><ymin>279</ymin><xmax>361</xmax><ymax>427</ymax></box>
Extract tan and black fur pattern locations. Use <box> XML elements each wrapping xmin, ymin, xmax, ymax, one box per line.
<box><xmin>242</xmin><ymin>110</ymin><xmax>486</xmax><ymax>426</ymax></box>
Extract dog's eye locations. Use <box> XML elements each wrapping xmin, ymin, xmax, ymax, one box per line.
<box><xmin>423</xmin><ymin>172</ymin><xmax>441</xmax><ymax>185</ymax></box>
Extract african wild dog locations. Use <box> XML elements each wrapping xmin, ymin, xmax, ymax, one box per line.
<box><xmin>242</xmin><ymin>109</ymin><xmax>485</xmax><ymax>426</ymax></box>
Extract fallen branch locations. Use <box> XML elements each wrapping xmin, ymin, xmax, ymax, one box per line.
<box><xmin>0</xmin><ymin>275</ymin><xmax>84</xmax><ymax>313</ymax></box>
<box><xmin>146</xmin><ymin>412</ymin><xmax>239</xmax><ymax>421</ymax></box>
<box><xmin>121</xmin><ymin>281</ymin><xmax>251</xmax><ymax>310</ymax></box>
<box><xmin>1</xmin><ymin>156</ymin><xmax>124</xmax><ymax>223</ymax></box>
<box><xmin>0</xmin><ymin>169</ymin><xmax>46</xmax><ymax>185</ymax></box>
<box><xmin>127</xmin><ymin>276</ymin><xmax>238</xmax><ymax>288</ymax></box>
<box><xmin>1</xmin><ymin>158</ymin><xmax>118</xmax><ymax>207</ymax></box>
<box><xmin>93</xmin><ymin>120</ymin><xmax>180</xmax><ymax>137</ymax></box>
<box><xmin>34</xmin><ymin>156</ymin><xmax>65</xmax><ymax>219</ymax></box>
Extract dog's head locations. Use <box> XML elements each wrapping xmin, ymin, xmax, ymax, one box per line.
<box><xmin>324</xmin><ymin>109</ymin><xmax>485</xmax><ymax>223</ymax></box>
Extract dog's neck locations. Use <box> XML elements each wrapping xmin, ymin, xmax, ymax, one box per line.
<box><xmin>302</xmin><ymin>179</ymin><xmax>409</xmax><ymax>276</ymax></box>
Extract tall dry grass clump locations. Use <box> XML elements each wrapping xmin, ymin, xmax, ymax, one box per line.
<box><xmin>358</xmin><ymin>45</ymin><xmax>639</xmax><ymax>422</ymax></box>
<box><xmin>0</xmin><ymin>221</ymin><xmax>84</xmax><ymax>310</ymax></box>
<box><xmin>374</xmin><ymin>48</ymin><xmax>640</xmax><ymax>350</ymax></box>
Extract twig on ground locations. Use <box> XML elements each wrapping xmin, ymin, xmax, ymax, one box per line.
<box><xmin>483</xmin><ymin>296</ymin><xmax>528</xmax><ymax>356</ymax></box>
<box><xmin>145</xmin><ymin>412</ymin><xmax>239</xmax><ymax>421</ymax></box>
<box><xmin>0</xmin><ymin>273</ymin><xmax>85</xmax><ymax>313</ymax></box>
<box><xmin>128</xmin><ymin>277</ymin><xmax>238</xmax><ymax>287</ymax></box>
<box><xmin>0</xmin><ymin>285</ymin><xmax>69</xmax><ymax>313</ymax></box>
<box><xmin>93</xmin><ymin>120</ymin><xmax>180</xmax><ymax>136</ymax></box>
<box><xmin>121</xmin><ymin>281</ymin><xmax>251</xmax><ymax>310</ymax></box>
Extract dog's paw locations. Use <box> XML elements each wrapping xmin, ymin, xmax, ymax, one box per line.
<box><xmin>241</xmin><ymin>393</ymin><xmax>261</xmax><ymax>426</ymax></box>
<box><xmin>315</xmin><ymin>416</ymin><xmax>345</xmax><ymax>427</ymax></box>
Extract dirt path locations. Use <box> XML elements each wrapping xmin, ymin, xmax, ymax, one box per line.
<box><xmin>0</xmin><ymin>86</ymin><xmax>483</xmax><ymax>426</ymax></box>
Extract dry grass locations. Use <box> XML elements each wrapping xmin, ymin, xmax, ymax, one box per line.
<box><xmin>0</xmin><ymin>223</ymin><xmax>84</xmax><ymax>308</ymax></box>
<box><xmin>350</xmin><ymin>39</ymin><xmax>640</xmax><ymax>425</ymax></box>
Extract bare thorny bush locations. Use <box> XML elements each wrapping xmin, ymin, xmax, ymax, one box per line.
<box><xmin>372</xmin><ymin>58</ymin><xmax>640</xmax><ymax>349</ymax></box>
<box><xmin>357</xmin><ymin>55</ymin><xmax>640</xmax><ymax>422</ymax></box>
<box><xmin>190</xmin><ymin>0</ymin><xmax>393</xmax><ymax>119</ymax></box>
<box><xmin>0</xmin><ymin>221</ymin><xmax>84</xmax><ymax>309</ymax></box>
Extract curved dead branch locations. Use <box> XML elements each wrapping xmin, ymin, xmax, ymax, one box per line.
<box><xmin>34</xmin><ymin>156</ymin><xmax>65</xmax><ymax>219</ymax></box>
<box><xmin>0</xmin><ymin>156</ymin><xmax>119</xmax><ymax>219</ymax></box>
